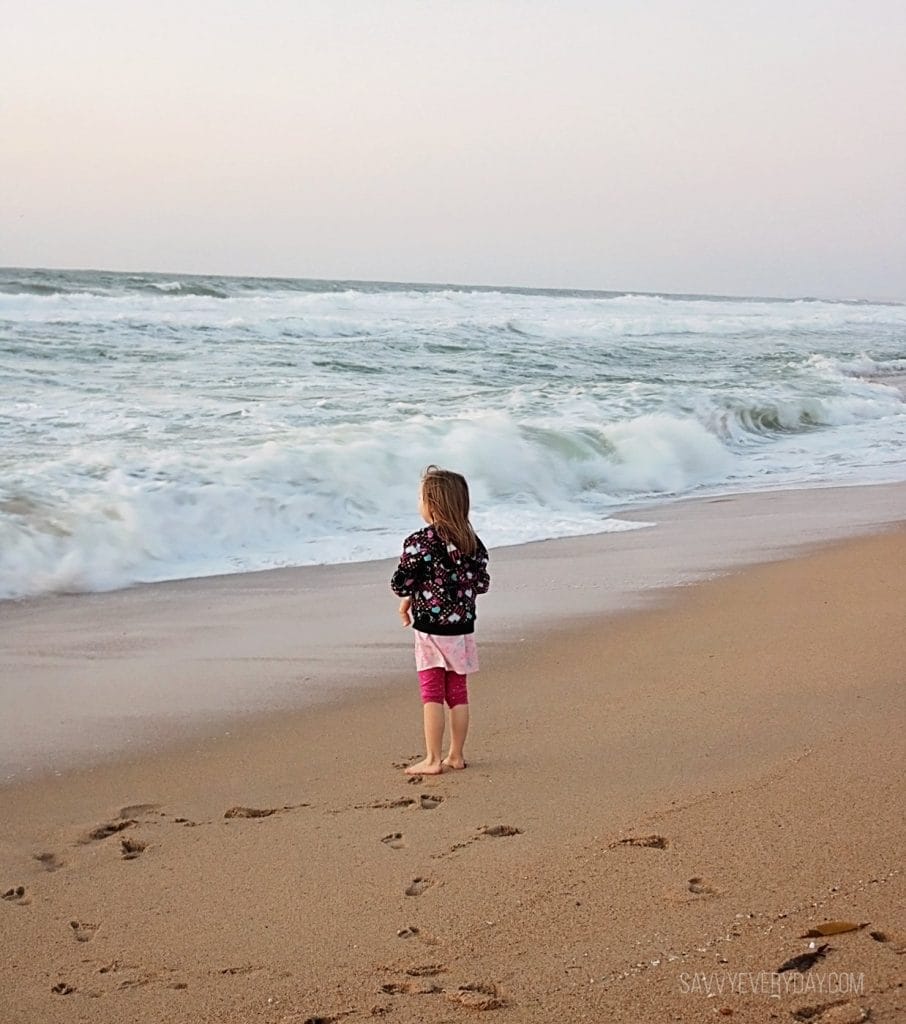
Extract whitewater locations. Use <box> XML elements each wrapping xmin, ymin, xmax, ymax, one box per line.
<box><xmin>1</xmin><ymin>267</ymin><xmax>905</xmax><ymax>600</ymax></box>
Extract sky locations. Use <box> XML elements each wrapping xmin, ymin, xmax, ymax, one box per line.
<box><xmin>2</xmin><ymin>0</ymin><xmax>905</xmax><ymax>300</ymax></box>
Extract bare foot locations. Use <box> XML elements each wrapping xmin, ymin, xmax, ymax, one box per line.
<box><xmin>405</xmin><ymin>758</ymin><xmax>443</xmax><ymax>775</ymax></box>
<box><xmin>442</xmin><ymin>756</ymin><xmax>467</xmax><ymax>770</ymax></box>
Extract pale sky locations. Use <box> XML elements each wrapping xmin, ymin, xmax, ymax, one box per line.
<box><xmin>2</xmin><ymin>1</ymin><xmax>905</xmax><ymax>299</ymax></box>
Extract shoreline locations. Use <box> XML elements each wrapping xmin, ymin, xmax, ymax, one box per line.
<box><xmin>2</xmin><ymin>479</ymin><xmax>905</xmax><ymax>783</ymax></box>
<box><xmin>1</xmin><ymin>519</ymin><xmax>903</xmax><ymax>1021</ymax></box>
<box><xmin>5</xmin><ymin>476</ymin><xmax>906</xmax><ymax>609</ymax></box>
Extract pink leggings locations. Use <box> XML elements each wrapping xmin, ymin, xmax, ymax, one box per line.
<box><xmin>417</xmin><ymin>668</ymin><xmax>469</xmax><ymax>708</ymax></box>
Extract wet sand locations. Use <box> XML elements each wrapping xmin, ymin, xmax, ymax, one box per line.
<box><xmin>2</xmin><ymin>481</ymin><xmax>905</xmax><ymax>782</ymax></box>
<box><xmin>1</xmin><ymin>489</ymin><xmax>905</xmax><ymax>1022</ymax></box>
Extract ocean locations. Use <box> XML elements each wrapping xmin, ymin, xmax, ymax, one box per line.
<box><xmin>2</xmin><ymin>267</ymin><xmax>904</xmax><ymax>601</ymax></box>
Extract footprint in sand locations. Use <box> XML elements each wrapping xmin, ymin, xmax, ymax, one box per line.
<box><xmin>396</xmin><ymin>925</ymin><xmax>441</xmax><ymax>945</ymax></box>
<box><xmin>381</xmin><ymin>979</ymin><xmax>442</xmax><ymax>995</ymax></box>
<box><xmin>688</xmin><ymin>876</ymin><xmax>719</xmax><ymax>896</ymax></box>
<box><xmin>98</xmin><ymin>959</ymin><xmax>133</xmax><ymax>975</ymax></box>
<box><xmin>870</xmin><ymin>929</ymin><xmax>906</xmax><ymax>953</ymax></box>
<box><xmin>433</xmin><ymin>825</ymin><xmax>523</xmax><ymax>860</ymax></box>
<box><xmin>405</xmin><ymin>877</ymin><xmax>434</xmax><ymax>897</ymax></box>
<box><xmin>118</xmin><ymin>803</ymin><xmax>161</xmax><ymax>819</ymax></box>
<box><xmin>479</xmin><ymin>824</ymin><xmax>523</xmax><ymax>837</ymax></box>
<box><xmin>437</xmin><ymin>839</ymin><xmax>475</xmax><ymax>857</ymax></box>
<box><xmin>51</xmin><ymin>982</ymin><xmax>76</xmax><ymax>996</ymax></box>
<box><xmin>121</xmin><ymin>838</ymin><xmax>147</xmax><ymax>860</ymax></box>
<box><xmin>446</xmin><ymin>981</ymin><xmax>507</xmax><ymax>1010</ymax></box>
<box><xmin>118</xmin><ymin>973</ymin><xmax>159</xmax><ymax>990</ymax></box>
<box><xmin>381</xmin><ymin>833</ymin><xmax>407</xmax><ymax>850</ymax></box>
<box><xmin>224</xmin><ymin>806</ymin><xmax>278</xmax><ymax>819</ymax></box>
<box><xmin>419</xmin><ymin>795</ymin><xmax>444</xmax><ymax>811</ymax></box>
<box><xmin>223</xmin><ymin>804</ymin><xmax>306</xmax><ymax>819</ymax></box>
<box><xmin>611</xmin><ymin>834</ymin><xmax>669</xmax><ymax>850</ymax></box>
<box><xmin>2</xmin><ymin>886</ymin><xmax>28</xmax><ymax>905</ymax></box>
<box><xmin>81</xmin><ymin>820</ymin><xmax>136</xmax><ymax>843</ymax></box>
<box><xmin>70</xmin><ymin>920</ymin><xmax>99</xmax><ymax>943</ymax></box>
<box><xmin>405</xmin><ymin>964</ymin><xmax>446</xmax><ymax>977</ymax></box>
<box><xmin>34</xmin><ymin>852</ymin><xmax>64</xmax><ymax>872</ymax></box>
<box><xmin>369</xmin><ymin>798</ymin><xmax>417</xmax><ymax>810</ymax></box>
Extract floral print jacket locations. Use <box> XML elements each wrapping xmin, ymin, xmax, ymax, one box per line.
<box><xmin>390</xmin><ymin>526</ymin><xmax>490</xmax><ymax>635</ymax></box>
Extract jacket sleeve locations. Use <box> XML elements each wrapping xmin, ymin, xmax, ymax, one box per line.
<box><xmin>390</xmin><ymin>534</ymin><xmax>424</xmax><ymax>597</ymax></box>
<box><xmin>473</xmin><ymin>543</ymin><xmax>491</xmax><ymax>595</ymax></box>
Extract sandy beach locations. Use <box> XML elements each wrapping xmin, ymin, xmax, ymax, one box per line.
<box><xmin>6</xmin><ymin>4</ymin><xmax>906</xmax><ymax>1021</ymax></box>
<box><xmin>1</xmin><ymin>486</ymin><xmax>905</xmax><ymax>1023</ymax></box>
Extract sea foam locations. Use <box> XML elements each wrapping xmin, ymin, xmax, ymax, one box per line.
<box><xmin>1</xmin><ymin>269</ymin><xmax>904</xmax><ymax>598</ymax></box>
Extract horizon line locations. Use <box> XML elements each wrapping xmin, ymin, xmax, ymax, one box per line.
<box><xmin>1</xmin><ymin>262</ymin><xmax>903</xmax><ymax>307</ymax></box>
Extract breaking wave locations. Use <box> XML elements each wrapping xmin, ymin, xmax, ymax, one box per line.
<box><xmin>1</xmin><ymin>267</ymin><xmax>904</xmax><ymax>598</ymax></box>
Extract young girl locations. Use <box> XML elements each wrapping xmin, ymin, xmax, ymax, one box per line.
<box><xmin>390</xmin><ymin>465</ymin><xmax>490</xmax><ymax>775</ymax></box>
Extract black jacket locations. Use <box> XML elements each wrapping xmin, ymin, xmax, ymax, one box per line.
<box><xmin>390</xmin><ymin>526</ymin><xmax>490</xmax><ymax>635</ymax></box>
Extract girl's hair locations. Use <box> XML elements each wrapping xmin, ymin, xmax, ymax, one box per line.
<box><xmin>421</xmin><ymin>464</ymin><xmax>478</xmax><ymax>556</ymax></box>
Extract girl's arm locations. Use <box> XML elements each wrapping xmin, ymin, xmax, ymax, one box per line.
<box><xmin>473</xmin><ymin>546</ymin><xmax>491</xmax><ymax>595</ymax></box>
<box><xmin>390</xmin><ymin>536</ymin><xmax>424</xmax><ymax>596</ymax></box>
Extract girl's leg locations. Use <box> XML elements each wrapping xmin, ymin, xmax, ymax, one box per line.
<box><xmin>406</xmin><ymin>669</ymin><xmax>446</xmax><ymax>775</ymax></box>
<box><xmin>443</xmin><ymin>672</ymin><xmax>469</xmax><ymax>770</ymax></box>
